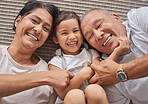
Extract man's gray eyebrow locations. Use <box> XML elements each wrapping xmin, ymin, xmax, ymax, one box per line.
<box><xmin>93</xmin><ymin>18</ymin><xmax>103</xmax><ymax>26</ymax></box>
<box><xmin>84</xmin><ymin>18</ymin><xmax>103</xmax><ymax>37</ymax></box>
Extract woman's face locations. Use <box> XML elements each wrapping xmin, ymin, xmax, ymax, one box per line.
<box><xmin>15</xmin><ymin>8</ymin><xmax>52</xmax><ymax>50</ymax></box>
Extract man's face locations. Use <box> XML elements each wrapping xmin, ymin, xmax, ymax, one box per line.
<box><xmin>81</xmin><ymin>10</ymin><xmax>126</xmax><ymax>54</ymax></box>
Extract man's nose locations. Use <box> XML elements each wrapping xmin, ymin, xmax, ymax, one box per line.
<box><xmin>93</xmin><ymin>29</ymin><xmax>104</xmax><ymax>40</ymax></box>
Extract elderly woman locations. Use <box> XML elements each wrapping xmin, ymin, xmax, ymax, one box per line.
<box><xmin>0</xmin><ymin>0</ymin><xmax>73</xmax><ymax>104</ymax></box>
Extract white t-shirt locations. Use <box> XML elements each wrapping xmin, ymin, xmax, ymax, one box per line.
<box><xmin>49</xmin><ymin>48</ymin><xmax>99</xmax><ymax>74</ymax></box>
<box><xmin>0</xmin><ymin>45</ymin><xmax>55</xmax><ymax>104</ymax></box>
<box><xmin>48</xmin><ymin>48</ymin><xmax>100</xmax><ymax>104</ymax></box>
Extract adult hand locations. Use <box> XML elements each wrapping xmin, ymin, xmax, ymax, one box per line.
<box><xmin>89</xmin><ymin>58</ymin><xmax>120</xmax><ymax>87</ymax></box>
<box><xmin>47</xmin><ymin>69</ymin><xmax>74</xmax><ymax>89</ymax></box>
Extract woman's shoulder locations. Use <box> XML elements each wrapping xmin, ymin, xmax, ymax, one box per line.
<box><xmin>0</xmin><ymin>45</ymin><xmax>8</xmax><ymax>54</ymax></box>
<box><xmin>0</xmin><ymin>45</ymin><xmax>8</xmax><ymax>49</ymax></box>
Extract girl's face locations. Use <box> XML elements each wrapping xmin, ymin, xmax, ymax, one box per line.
<box><xmin>14</xmin><ymin>8</ymin><xmax>52</xmax><ymax>50</ymax></box>
<box><xmin>54</xmin><ymin>18</ymin><xmax>83</xmax><ymax>55</ymax></box>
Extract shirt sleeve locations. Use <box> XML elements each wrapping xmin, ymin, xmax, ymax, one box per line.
<box><xmin>128</xmin><ymin>7</ymin><xmax>148</xmax><ymax>34</ymax></box>
<box><xmin>89</xmin><ymin>49</ymin><xmax>100</xmax><ymax>60</ymax></box>
<box><xmin>48</xmin><ymin>56</ymin><xmax>63</xmax><ymax>70</ymax></box>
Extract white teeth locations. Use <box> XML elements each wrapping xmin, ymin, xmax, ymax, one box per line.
<box><xmin>103</xmin><ymin>36</ymin><xmax>111</xmax><ymax>46</ymax></box>
<box><xmin>67</xmin><ymin>42</ymin><xmax>77</xmax><ymax>46</ymax></box>
<box><xmin>27</xmin><ymin>33</ymin><xmax>38</xmax><ymax>41</ymax></box>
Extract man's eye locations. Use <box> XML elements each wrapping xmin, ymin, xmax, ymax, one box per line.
<box><xmin>96</xmin><ymin>21</ymin><xmax>103</xmax><ymax>29</ymax></box>
<box><xmin>88</xmin><ymin>34</ymin><xmax>93</xmax><ymax>40</ymax></box>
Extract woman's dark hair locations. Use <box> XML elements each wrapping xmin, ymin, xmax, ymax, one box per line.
<box><xmin>13</xmin><ymin>0</ymin><xmax>59</xmax><ymax>34</ymax></box>
<box><xmin>52</xmin><ymin>10</ymin><xmax>80</xmax><ymax>37</ymax></box>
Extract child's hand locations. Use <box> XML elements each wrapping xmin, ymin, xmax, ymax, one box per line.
<box><xmin>80</xmin><ymin>62</ymin><xmax>94</xmax><ymax>80</ymax></box>
<box><xmin>114</xmin><ymin>36</ymin><xmax>131</xmax><ymax>55</ymax></box>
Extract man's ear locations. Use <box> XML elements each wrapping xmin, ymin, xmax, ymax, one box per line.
<box><xmin>15</xmin><ymin>15</ymin><xmax>21</xmax><ymax>27</ymax></box>
<box><xmin>112</xmin><ymin>13</ymin><xmax>122</xmax><ymax>23</ymax></box>
<box><xmin>52</xmin><ymin>35</ymin><xmax>58</xmax><ymax>44</ymax></box>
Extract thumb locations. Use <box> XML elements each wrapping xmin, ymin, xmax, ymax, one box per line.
<box><xmin>84</xmin><ymin>61</ymin><xmax>89</xmax><ymax>67</ymax></box>
<box><xmin>90</xmin><ymin>63</ymin><xmax>99</xmax><ymax>72</ymax></box>
<box><xmin>68</xmin><ymin>71</ymin><xmax>74</xmax><ymax>79</ymax></box>
<box><xmin>89</xmin><ymin>71</ymin><xmax>98</xmax><ymax>84</ymax></box>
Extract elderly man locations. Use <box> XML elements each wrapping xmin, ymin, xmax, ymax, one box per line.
<box><xmin>81</xmin><ymin>7</ymin><xmax>148</xmax><ymax>104</ymax></box>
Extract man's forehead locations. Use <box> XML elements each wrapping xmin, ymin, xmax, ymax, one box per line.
<box><xmin>83</xmin><ymin>10</ymin><xmax>103</xmax><ymax>22</ymax></box>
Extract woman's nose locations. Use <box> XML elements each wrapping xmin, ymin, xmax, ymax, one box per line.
<box><xmin>34</xmin><ymin>25</ymin><xmax>42</xmax><ymax>35</ymax></box>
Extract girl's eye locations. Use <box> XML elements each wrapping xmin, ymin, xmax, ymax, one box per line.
<box><xmin>73</xmin><ymin>29</ymin><xmax>80</xmax><ymax>33</ymax></box>
<box><xmin>61</xmin><ymin>32</ymin><xmax>68</xmax><ymax>35</ymax></box>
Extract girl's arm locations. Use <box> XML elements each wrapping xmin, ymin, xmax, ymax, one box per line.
<box><xmin>49</xmin><ymin>63</ymin><xmax>94</xmax><ymax>100</ymax></box>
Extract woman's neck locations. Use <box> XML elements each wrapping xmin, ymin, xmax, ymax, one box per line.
<box><xmin>8</xmin><ymin>44</ymin><xmax>38</xmax><ymax>65</ymax></box>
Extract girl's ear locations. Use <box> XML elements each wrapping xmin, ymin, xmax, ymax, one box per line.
<box><xmin>52</xmin><ymin>35</ymin><xmax>58</xmax><ymax>44</ymax></box>
<box><xmin>15</xmin><ymin>15</ymin><xmax>22</xmax><ymax>27</ymax></box>
<box><xmin>112</xmin><ymin>13</ymin><xmax>122</xmax><ymax>23</ymax></box>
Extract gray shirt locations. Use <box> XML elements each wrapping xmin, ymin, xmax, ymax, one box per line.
<box><xmin>115</xmin><ymin>7</ymin><xmax>148</xmax><ymax>104</ymax></box>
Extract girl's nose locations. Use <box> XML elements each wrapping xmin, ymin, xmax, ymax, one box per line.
<box><xmin>68</xmin><ymin>33</ymin><xmax>76</xmax><ymax>40</ymax></box>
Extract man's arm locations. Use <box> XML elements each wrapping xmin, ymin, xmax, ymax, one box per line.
<box><xmin>123</xmin><ymin>53</ymin><xmax>148</xmax><ymax>80</ymax></box>
<box><xmin>0</xmin><ymin>70</ymin><xmax>73</xmax><ymax>97</ymax></box>
<box><xmin>89</xmin><ymin>53</ymin><xmax>148</xmax><ymax>87</ymax></box>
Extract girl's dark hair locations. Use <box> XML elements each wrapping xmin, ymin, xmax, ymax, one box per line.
<box><xmin>52</xmin><ymin>10</ymin><xmax>80</xmax><ymax>37</ymax></box>
<box><xmin>13</xmin><ymin>0</ymin><xmax>59</xmax><ymax>34</ymax></box>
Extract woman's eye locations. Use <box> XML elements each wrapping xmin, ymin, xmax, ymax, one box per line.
<box><xmin>31</xmin><ymin>19</ymin><xmax>38</xmax><ymax>24</ymax></box>
<box><xmin>43</xmin><ymin>27</ymin><xmax>49</xmax><ymax>32</ymax></box>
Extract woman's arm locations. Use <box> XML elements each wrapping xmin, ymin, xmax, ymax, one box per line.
<box><xmin>0</xmin><ymin>70</ymin><xmax>73</xmax><ymax>97</ymax></box>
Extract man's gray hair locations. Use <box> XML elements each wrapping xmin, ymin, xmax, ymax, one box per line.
<box><xmin>81</xmin><ymin>8</ymin><xmax>112</xmax><ymax>22</ymax></box>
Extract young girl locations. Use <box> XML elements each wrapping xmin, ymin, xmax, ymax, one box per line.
<box><xmin>48</xmin><ymin>11</ymin><xmax>130</xmax><ymax>104</ymax></box>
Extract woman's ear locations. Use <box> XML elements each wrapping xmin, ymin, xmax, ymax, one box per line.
<box><xmin>15</xmin><ymin>15</ymin><xmax>22</xmax><ymax>27</ymax></box>
<box><xmin>112</xmin><ymin>13</ymin><xmax>122</xmax><ymax>23</ymax></box>
<box><xmin>52</xmin><ymin>35</ymin><xmax>58</xmax><ymax>44</ymax></box>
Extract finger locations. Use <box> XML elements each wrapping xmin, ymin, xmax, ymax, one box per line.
<box><xmin>84</xmin><ymin>61</ymin><xmax>89</xmax><ymax>67</ymax></box>
<box><xmin>68</xmin><ymin>71</ymin><xmax>74</xmax><ymax>79</ymax></box>
<box><xmin>95</xmin><ymin>80</ymin><xmax>103</xmax><ymax>86</ymax></box>
<box><xmin>90</xmin><ymin>63</ymin><xmax>99</xmax><ymax>72</ymax></box>
<box><xmin>89</xmin><ymin>73</ymin><xmax>98</xmax><ymax>84</ymax></box>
